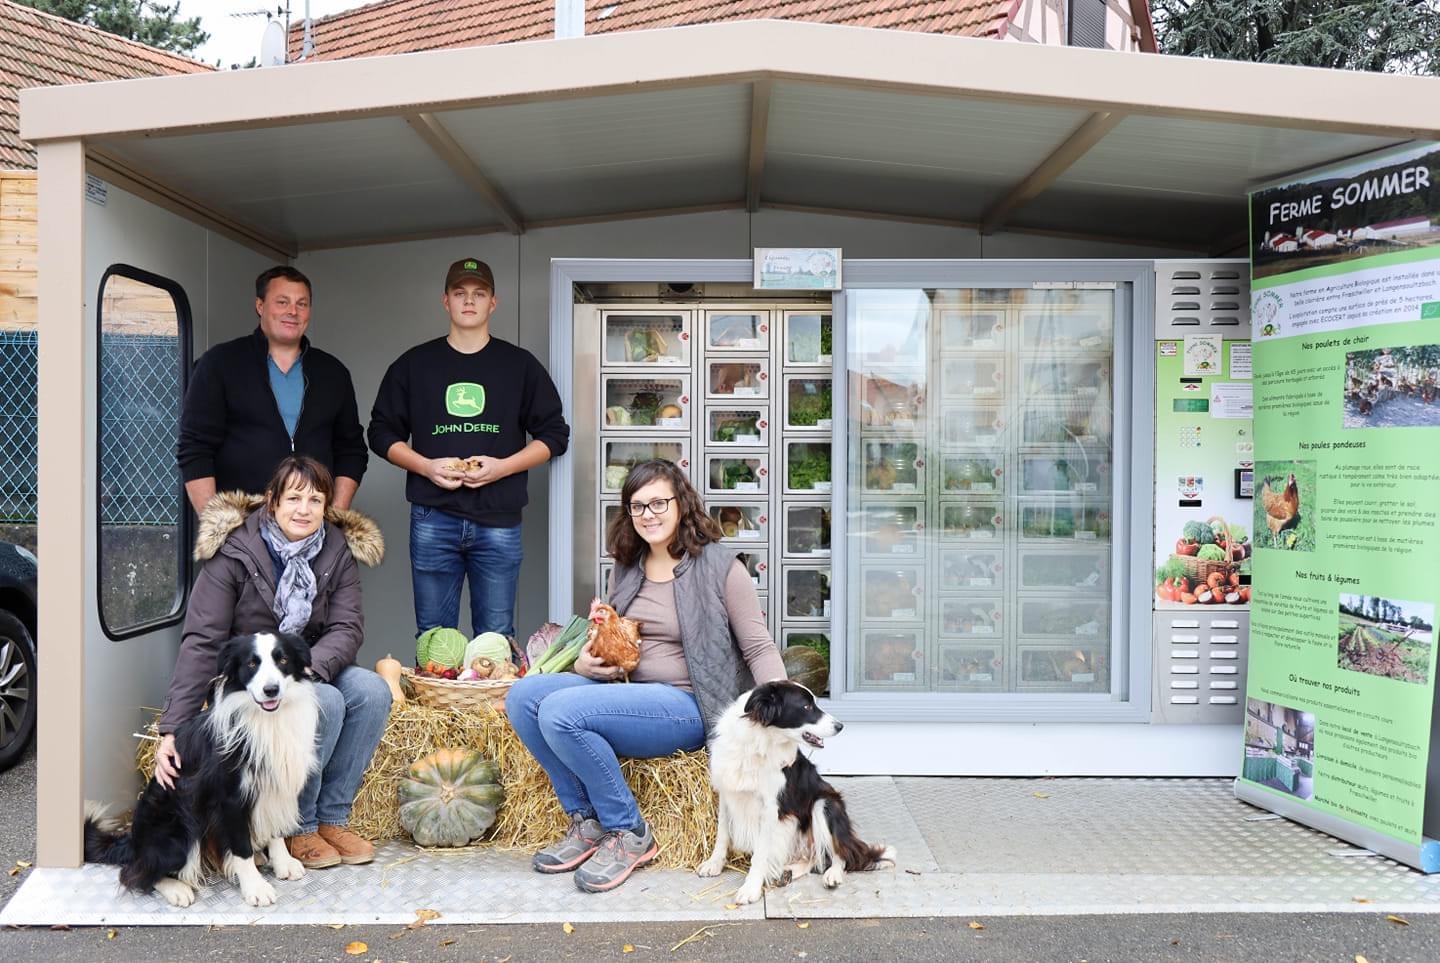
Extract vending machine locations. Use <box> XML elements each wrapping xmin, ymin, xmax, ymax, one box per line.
<box><xmin>1152</xmin><ymin>261</ymin><xmax>1254</xmax><ymax>723</ymax></box>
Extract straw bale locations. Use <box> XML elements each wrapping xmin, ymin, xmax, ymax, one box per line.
<box><xmin>135</xmin><ymin>701</ymin><xmax>718</xmax><ymax>870</ymax></box>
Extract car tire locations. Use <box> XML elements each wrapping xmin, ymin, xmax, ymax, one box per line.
<box><xmin>0</xmin><ymin>609</ymin><xmax>36</xmax><ymax>772</ymax></box>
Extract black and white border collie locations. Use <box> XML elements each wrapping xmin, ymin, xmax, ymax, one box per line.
<box><xmin>84</xmin><ymin>632</ymin><xmax>320</xmax><ymax>908</ymax></box>
<box><xmin>698</xmin><ymin>680</ymin><xmax>895</xmax><ymax>904</ymax></box>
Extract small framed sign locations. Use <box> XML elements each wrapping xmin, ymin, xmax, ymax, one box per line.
<box><xmin>754</xmin><ymin>248</ymin><xmax>842</xmax><ymax>291</ymax></box>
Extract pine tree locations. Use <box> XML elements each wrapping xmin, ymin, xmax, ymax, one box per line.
<box><xmin>1154</xmin><ymin>0</ymin><xmax>1440</xmax><ymax>74</ymax></box>
<box><xmin>16</xmin><ymin>1</ymin><xmax>208</xmax><ymax>56</ymax></box>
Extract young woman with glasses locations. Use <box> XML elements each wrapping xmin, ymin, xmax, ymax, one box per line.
<box><xmin>507</xmin><ymin>459</ymin><xmax>786</xmax><ymax>893</ymax></box>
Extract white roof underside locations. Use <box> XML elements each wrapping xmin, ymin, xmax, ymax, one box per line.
<box><xmin>22</xmin><ymin>21</ymin><xmax>1434</xmax><ymax>255</ymax></box>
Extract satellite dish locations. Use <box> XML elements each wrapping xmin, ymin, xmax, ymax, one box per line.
<box><xmin>260</xmin><ymin>20</ymin><xmax>286</xmax><ymax>67</ymax></box>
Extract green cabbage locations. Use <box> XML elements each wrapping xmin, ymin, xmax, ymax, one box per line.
<box><xmin>1196</xmin><ymin>544</ymin><xmax>1227</xmax><ymax>561</ymax></box>
<box><xmin>465</xmin><ymin>632</ymin><xmax>512</xmax><ymax>667</ymax></box>
<box><xmin>418</xmin><ymin>627</ymin><xmax>469</xmax><ymax>669</ymax></box>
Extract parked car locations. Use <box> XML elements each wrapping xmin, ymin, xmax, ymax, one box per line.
<box><xmin>0</xmin><ymin>540</ymin><xmax>37</xmax><ymax>772</ymax></box>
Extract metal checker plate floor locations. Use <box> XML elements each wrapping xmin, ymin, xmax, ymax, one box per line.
<box><xmin>6</xmin><ymin>777</ymin><xmax>1440</xmax><ymax>925</ymax></box>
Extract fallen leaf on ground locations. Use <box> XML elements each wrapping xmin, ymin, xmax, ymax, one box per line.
<box><xmin>796</xmin><ymin>922</ymin><xmax>810</xmax><ymax>930</ymax></box>
<box><xmin>1356</xmin><ymin>955</ymin><xmax>1370</xmax><ymax>963</ymax></box>
<box><xmin>623</xmin><ymin>944</ymin><xmax>636</xmax><ymax>953</ymax></box>
<box><xmin>968</xmin><ymin>921</ymin><xmax>984</xmax><ymax>930</ymax></box>
<box><xmin>388</xmin><ymin>929</ymin><xmax>408</xmax><ymax>940</ymax></box>
<box><xmin>106</xmin><ymin>929</ymin><xmax>118</xmax><ymax>940</ymax></box>
<box><xmin>326</xmin><ymin>923</ymin><xmax>346</xmax><ymax>930</ymax></box>
<box><xmin>562</xmin><ymin>922</ymin><xmax>575</xmax><ymax>934</ymax></box>
<box><xmin>1353</xmin><ymin>897</ymin><xmax>1371</xmax><ymax>904</ymax></box>
<box><xmin>344</xmin><ymin>941</ymin><xmax>368</xmax><ymax>955</ymax></box>
<box><xmin>724</xmin><ymin>903</ymin><xmax>740</xmax><ymax>910</ymax></box>
<box><xmin>414</xmin><ymin>908</ymin><xmax>441</xmax><ymax>922</ymax></box>
<box><xmin>1386</xmin><ymin>915</ymin><xmax>1409</xmax><ymax>926</ymax></box>
<box><xmin>1032</xmin><ymin>791</ymin><xmax>1051</xmax><ymax>800</ymax></box>
<box><xmin>439</xmin><ymin>937</ymin><xmax>456</xmax><ymax>947</ymax></box>
<box><xmin>16</xmin><ymin>860</ymin><xmax>31</xmax><ymax>868</ymax></box>
<box><xmin>1170</xmin><ymin>939</ymin><xmax>1180</xmax><ymax>946</ymax></box>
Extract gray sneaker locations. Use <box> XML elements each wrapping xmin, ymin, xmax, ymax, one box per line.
<box><xmin>573</xmin><ymin>821</ymin><xmax>658</xmax><ymax>893</ymax></box>
<box><xmin>533</xmin><ymin>813</ymin><xmax>605</xmax><ymax>874</ymax></box>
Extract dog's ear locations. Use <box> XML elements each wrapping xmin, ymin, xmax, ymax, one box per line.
<box><xmin>213</xmin><ymin>635</ymin><xmax>243</xmax><ymax>681</ymax></box>
<box><xmin>743</xmin><ymin>685</ymin><xmax>782</xmax><ymax>726</ymax></box>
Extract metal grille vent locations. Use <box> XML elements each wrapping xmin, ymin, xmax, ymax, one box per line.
<box><xmin>1155</xmin><ymin>261</ymin><xmax>1251</xmax><ymax>338</ymax></box>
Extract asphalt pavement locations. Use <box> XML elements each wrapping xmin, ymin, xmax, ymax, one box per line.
<box><xmin>5</xmin><ymin>748</ymin><xmax>1440</xmax><ymax>961</ymax></box>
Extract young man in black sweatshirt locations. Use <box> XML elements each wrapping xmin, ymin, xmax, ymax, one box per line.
<box><xmin>368</xmin><ymin>258</ymin><xmax>569</xmax><ymax>642</ymax></box>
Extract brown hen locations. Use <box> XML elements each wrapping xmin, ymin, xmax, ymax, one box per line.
<box><xmin>1260</xmin><ymin>473</ymin><xmax>1300</xmax><ymax>536</ymax></box>
<box><xmin>587</xmin><ymin>598</ymin><xmax>642</xmax><ymax>676</ymax></box>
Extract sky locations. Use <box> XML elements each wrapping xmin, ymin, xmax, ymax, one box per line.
<box><xmin>191</xmin><ymin>0</ymin><xmax>371</xmax><ymax>69</ymax></box>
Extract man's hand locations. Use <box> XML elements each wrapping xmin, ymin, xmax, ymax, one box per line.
<box><xmin>461</xmin><ymin>455</ymin><xmax>509</xmax><ymax>488</ymax></box>
<box><xmin>573</xmin><ymin>640</ymin><xmax>623</xmax><ymax>682</ymax></box>
<box><xmin>155</xmin><ymin>733</ymin><xmax>182</xmax><ymax>790</ymax></box>
<box><xmin>422</xmin><ymin>457</ymin><xmax>466</xmax><ymax>490</ymax></box>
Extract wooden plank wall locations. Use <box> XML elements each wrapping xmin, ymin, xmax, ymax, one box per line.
<box><xmin>0</xmin><ymin>171</ymin><xmax>38</xmax><ymax>331</ymax></box>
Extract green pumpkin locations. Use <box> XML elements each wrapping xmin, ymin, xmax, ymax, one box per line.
<box><xmin>782</xmin><ymin>645</ymin><xmax>829</xmax><ymax>695</ymax></box>
<box><xmin>398</xmin><ymin>748</ymin><xmax>505</xmax><ymax>847</ymax></box>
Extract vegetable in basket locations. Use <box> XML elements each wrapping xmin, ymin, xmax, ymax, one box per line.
<box><xmin>416</xmin><ymin>626</ymin><xmax>469</xmax><ymax>671</ymax></box>
<box><xmin>530</xmin><ymin>615</ymin><xmax>590</xmax><ymax>673</ymax></box>
<box><xmin>1196</xmin><ymin>544</ymin><xmax>1227</xmax><ymax>562</ymax></box>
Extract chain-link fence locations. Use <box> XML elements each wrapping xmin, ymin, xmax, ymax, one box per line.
<box><xmin>0</xmin><ymin>332</ymin><xmax>183</xmax><ymax>526</ymax></box>
<box><xmin>99</xmin><ymin>333</ymin><xmax>183</xmax><ymax>525</ymax></box>
<box><xmin>0</xmin><ymin>332</ymin><xmax>38</xmax><ymax>522</ymax></box>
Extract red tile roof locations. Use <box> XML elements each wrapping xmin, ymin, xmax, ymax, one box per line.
<box><xmin>288</xmin><ymin>0</ymin><xmax>1018</xmax><ymax>62</ymax></box>
<box><xmin>1</xmin><ymin>0</ymin><xmax>210</xmax><ymax>169</ymax></box>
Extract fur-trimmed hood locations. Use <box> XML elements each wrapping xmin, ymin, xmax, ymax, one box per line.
<box><xmin>193</xmin><ymin>490</ymin><xmax>384</xmax><ymax>567</ymax></box>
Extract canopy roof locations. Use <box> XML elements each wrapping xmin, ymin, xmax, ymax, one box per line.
<box><xmin>20</xmin><ymin>20</ymin><xmax>1437</xmax><ymax>258</ymax></box>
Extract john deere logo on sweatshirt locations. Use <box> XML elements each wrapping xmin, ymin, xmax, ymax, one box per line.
<box><xmin>446</xmin><ymin>382</ymin><xmax>485</xmax><ymax>417</ymax></box>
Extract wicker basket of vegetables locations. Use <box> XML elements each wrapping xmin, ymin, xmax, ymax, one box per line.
<box><xmin>1170</xmin><ymin>516</ymin><xmax>1243</xmax><ymax>581</ymax></box>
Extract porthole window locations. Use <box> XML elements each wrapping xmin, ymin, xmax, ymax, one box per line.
<box><xmin>97</xmin><ymin>265</ymin><xmax>192</xmax><ymax>639</ymax></box>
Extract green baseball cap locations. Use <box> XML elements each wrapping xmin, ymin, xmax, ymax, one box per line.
<box><xmin>445</xmin><ymin>257</ymin><xmax>495</xmax><ymax>292</ymax></box>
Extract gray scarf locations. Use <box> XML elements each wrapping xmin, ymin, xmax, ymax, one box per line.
<box><xmin>259</xmin><ymin>511</ymin><xmax>326</xmax><ymax>635</ymax></box>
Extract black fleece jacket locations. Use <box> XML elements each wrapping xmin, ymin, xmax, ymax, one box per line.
<box><xmin>177</xmin><ymin>327</ymin><xmax>368</xmax><ymax>494</ymax></box>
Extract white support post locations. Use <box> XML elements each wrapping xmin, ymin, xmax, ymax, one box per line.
<box><xmin>34</xmin><ymin>139</ymin><xmax>86</xmax><ymax>867</ymax></box>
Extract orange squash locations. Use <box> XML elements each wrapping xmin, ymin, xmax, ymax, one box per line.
<box><xmin>375</xmin><ymin>654</ymin><xmax>405</xmax><ymax>708</ymax></box>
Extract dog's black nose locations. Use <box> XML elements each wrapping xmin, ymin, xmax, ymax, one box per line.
<box><xmin>833</xmin><ymin>720</ymin><xmax>844</xmax><ymax>733</ymax></box>
<box><xmin>263</xmin><ymin>683</ymin><xmax>280</xmax><ymax>698</ymax></box>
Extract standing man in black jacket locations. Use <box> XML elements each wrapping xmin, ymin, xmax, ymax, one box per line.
<box><xmin>178</xmin><ymin>266</ymin><xmax>368</xmax><ymax>513</ymax></box>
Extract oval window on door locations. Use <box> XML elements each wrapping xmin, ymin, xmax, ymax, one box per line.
<box><xmin>97</xmin><ymin>265</ymin><xmax>192</xmax><ymax>640</ymax></box>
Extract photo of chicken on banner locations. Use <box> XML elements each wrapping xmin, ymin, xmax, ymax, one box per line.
<box><xmin>1253</xmin><ymin>460</ymin><xmax>1315</xmax><ymax>552</ymax></box>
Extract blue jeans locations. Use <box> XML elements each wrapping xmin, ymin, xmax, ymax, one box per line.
<box><xmin>505</xmin><ymin>673</ymin><xmax>705</xmax><ymax>831</ymax></box>
<box><xmin>297</xmin><ymin>665</ymin><xmax>392</xmax><ymax>834</ymax></box>
<box><xmin>410</xmin><ymin>506</ymin><xmax>523</xmax><ymax>638</ymax></box>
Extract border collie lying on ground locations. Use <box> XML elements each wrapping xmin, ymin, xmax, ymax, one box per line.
<box><xmin>84</xmin><ymin>632</ymin><xmax>319</xmax><ymax>908</ymax></box>
<box><xmin>698</xmin><ymin>680</ymin><xmax>895</xmax><ymax>904</ymax></box>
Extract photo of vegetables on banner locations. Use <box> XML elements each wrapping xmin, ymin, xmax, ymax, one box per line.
<box><xmin>1240</xmin><ymin>141</ymin><xmax>1440</xmax><ymax>873</ymax></box>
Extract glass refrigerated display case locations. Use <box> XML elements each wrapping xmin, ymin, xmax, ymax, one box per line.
<box><xmin>845</xmin><ymin>287</ymin><xmax>1118</xmax><ymax>696</ymax></box>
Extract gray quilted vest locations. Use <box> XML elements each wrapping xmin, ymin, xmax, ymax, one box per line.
<box><xmin>608</xmin><ymin>542</ymin><xmax>755</xmax><ymax>738</ymax></box>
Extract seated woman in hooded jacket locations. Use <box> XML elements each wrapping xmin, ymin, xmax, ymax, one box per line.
<box><xmin>153</xmin><ymin>454</ymin><xmax>391</xmax><ymax>869</ymax></box>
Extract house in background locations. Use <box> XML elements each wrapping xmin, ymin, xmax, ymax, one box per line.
<box><xmin>288</xmin><ymin>0</ymin><xmax>1158</xmax><ymax>59</ymax></box>
<box><xmin>0</xmin><ymin>0</ymin><xmax>208</xmax><ymax>543</ymax></box>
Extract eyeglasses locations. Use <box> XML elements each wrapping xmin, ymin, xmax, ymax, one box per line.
<box><xmin>626</xmin><ymin>497</ymin><xmax>676</xmax><ymax>517</ymax></box>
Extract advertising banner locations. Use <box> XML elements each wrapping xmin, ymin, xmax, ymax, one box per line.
<box><xmin>1240</xmin><ymin>143</ymin><xmax>1440</xmax><ymax>871</ymax></box>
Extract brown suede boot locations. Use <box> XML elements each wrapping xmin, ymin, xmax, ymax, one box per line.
<box><xmin>318</xmin><ymin>824</ymin><xmax>375</xmax><ymax>865</ymax></box>
<box><xmin>287</xmin><ymin>832</ymin><xmax>342</xmax><ymax>869</ymax></box>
